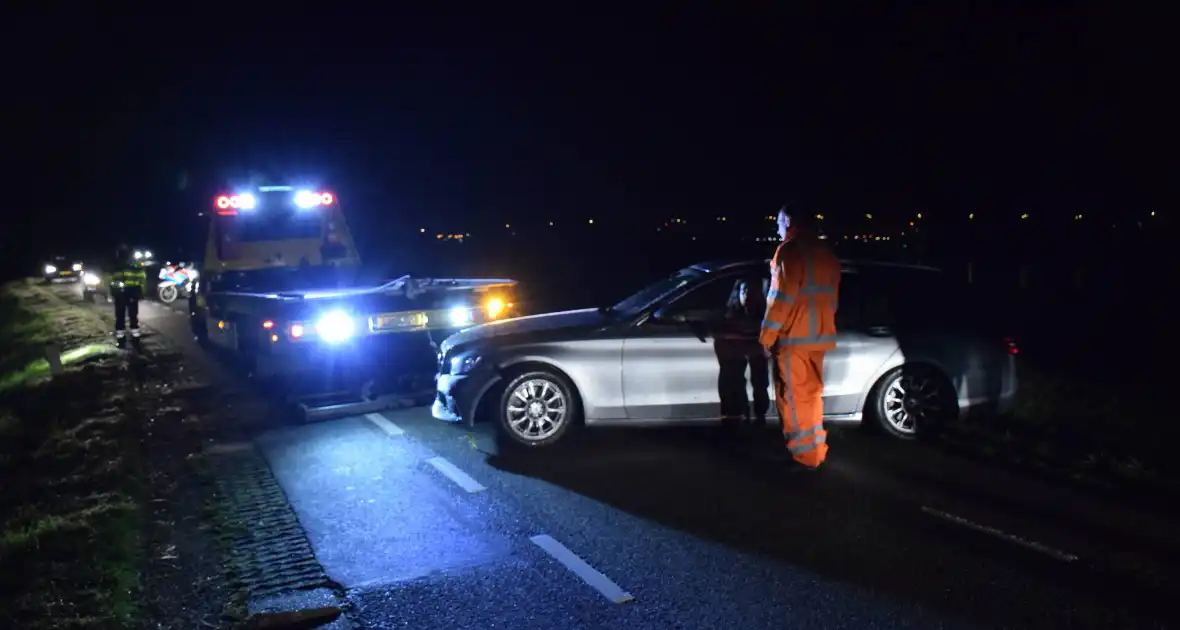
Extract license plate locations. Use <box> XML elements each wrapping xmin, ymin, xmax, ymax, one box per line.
<box><xmin>370</xmin><ymin>312</ymin><xmax>428</xmax><ymax>331</ymax></box>
<box><xmin>58</xmin><ymin>271</ymin><xmax>72</xmax><ymax>276</ymax></box>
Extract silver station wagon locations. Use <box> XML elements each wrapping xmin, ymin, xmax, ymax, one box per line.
<box><xmin>433</xmin><ymin>259</ymin><xmax>1018</xmax><ymax>449</ymax></box>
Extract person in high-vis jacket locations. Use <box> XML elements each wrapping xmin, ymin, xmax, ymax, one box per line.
<box><xmin>713</xmin><ymin>277</ymin><xmax>770</xmax><ymax>428</ymax></box>
<box><xmin>760</xmin><ymin>206</ymin><xmax>840</xmax><ymax>470</ymax></box>
<box><xmin>111</xmin><ymin>243</ymin><xmax>147</xmax><ymax>347</ymax></box>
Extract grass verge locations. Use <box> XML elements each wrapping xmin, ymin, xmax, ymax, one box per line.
<box><xmin>0</xmin><ymin>283</ymin><xmax>56</xmax><ymax>387</ymax></box>
<box><xmin>0</xmin><ymin>281</ymin><xmax>142</xmax><ymax>628</ymax></box>
<box><xmin>0</xmin><ymin>280</ymin><xmax>118</xmax><ymax>391</ymax></box>
<box><xmin>939</xmin><ymin>360</ymin><xmax>1177</xmax><ymax>494</ymax></box>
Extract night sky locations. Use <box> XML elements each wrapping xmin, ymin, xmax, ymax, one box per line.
<box><xmin>2</xmin><ymin>5</ymin><xmax>1171</xmax><ymax>270</ymax></box>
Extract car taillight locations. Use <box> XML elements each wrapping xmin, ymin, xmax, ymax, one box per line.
<box><xmin>1003</xmin><ymin>336</ymin><xmax>1019</xmax><ymax>355</ymax></box>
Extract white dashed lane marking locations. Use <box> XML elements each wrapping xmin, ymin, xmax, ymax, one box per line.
<box><xmin>365</xmin><ymin>413</ymin><xmax>405</xmax><ymax>436</ymax></box>
<box><xmin>530</xmin><ymin>534</ymin><xmax>635</xmax><ymax>604</ymax></box>
<box><xmin>427</xmin><ymin>456</ymin><xmax>486</xmax><ymax>493</ymax></box>
<box><xmin>921</xmin><ymin>506</ymin><xmax>1079</xmax><ymax>562</ymax></box>
<box><xmin>363</xmin><ymin>411</ymin><xmax>630</xmax><ymax>601</ymax></box>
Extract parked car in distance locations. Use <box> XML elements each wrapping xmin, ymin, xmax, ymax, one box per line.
<box><xmin>432</xmin><ymin>259</ymin><xmax>1018</xmax><ymax>449</ymax></box>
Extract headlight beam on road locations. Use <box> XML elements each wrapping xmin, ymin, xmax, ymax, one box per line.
<box><xmin>426</xmin><ymin>456</ymin><xmax>486</xmax><ymax>493</ymax></box>
<box><xmin>364</xmin><ymin>413</ymin><xmax>404</xmax><ymax>436</ymax></box>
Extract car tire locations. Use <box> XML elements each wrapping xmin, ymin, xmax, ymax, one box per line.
<box><xmin>495</xmin><ymin>369</ymin><xmax>581</xmax><ymax>450</ymax></box>
<box><xmin>866</xmin><ymin>365</ymin><xmax>957</xmax><ymax>440</ymax></box>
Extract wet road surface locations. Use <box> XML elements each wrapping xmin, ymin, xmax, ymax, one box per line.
<box><xmin>64</xmin><ymin>285</ymin><xmax>1180</xmax><ymax>629</ymax></box>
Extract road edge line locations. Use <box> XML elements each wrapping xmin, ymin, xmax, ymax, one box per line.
<box><xmin>529</xmin><ymin>534</ymin><xmax>635</xmax><ymax>604</ymax></box>
<box><xmin>920</xmin><ymin>505</ymin><xmax>1079</xmax><ymax>562</ymax></box>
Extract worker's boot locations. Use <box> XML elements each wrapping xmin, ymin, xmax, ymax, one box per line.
<box><xmin>115</xmin><ymin>330</ymin><xmax>127</xmax><ymax>349</ymax></box>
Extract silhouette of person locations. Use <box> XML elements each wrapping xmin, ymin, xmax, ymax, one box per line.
<box><xmin>713</xmin><ymin>276</ymin><xmax>771</xmax><ymax>430</ymax></box>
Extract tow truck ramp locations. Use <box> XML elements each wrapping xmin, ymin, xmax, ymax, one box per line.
<box><xmin>290</xmin><ymin>378</ymin><xmax>436</xmax><ymax>424</ymax></box>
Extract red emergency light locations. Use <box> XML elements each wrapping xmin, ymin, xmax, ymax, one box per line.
<box><xmin>295</xmin><ymin>191</ymin><xmax>335</xmax><ymax>208</ymax></box>
<box><xmin>214</xmin><ymin>193</ymin><xmax>257</xmax><ymax>215</ymax></box>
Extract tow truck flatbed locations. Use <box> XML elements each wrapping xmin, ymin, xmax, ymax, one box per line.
<box><xmin>217</xmin><ymin>275</ymin><xmax>517</xmax><ymax>301</ymax></box>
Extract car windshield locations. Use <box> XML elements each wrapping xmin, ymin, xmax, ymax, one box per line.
<box><xmin>608</xmin><ymin>267</ymin><xmax>706</xmax><ymax>315</ymax></box>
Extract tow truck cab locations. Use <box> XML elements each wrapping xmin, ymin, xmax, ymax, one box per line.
<box><xmin>204</xmin><ymin>186</ymin><xmax>361</xmax><ymax>272</ymax></box>
<box><xmin>190</xmin><ymin>186</ymin><xmax>517</xmax><ymax>385</ymax></box>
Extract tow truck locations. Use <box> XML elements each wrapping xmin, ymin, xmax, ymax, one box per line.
<box><xmin>189</xmin><ymin>185</ymin><xmax>517</xmax><ymax>422</ymax></box>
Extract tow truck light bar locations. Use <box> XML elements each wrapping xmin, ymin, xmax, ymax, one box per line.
<box><xmin>295</xmin><ymin>191</ymin><xmax>335</xmax><ymax>209</ymax></box>
<box><xmin>214</xmin><ymin>193</ymin><xmax>257</xmax><ymax>215</ymax></box>
<box><xmin>214</xmin><ymin>191</ymin><xmax>334</xmax><ymax>215</ymax></box>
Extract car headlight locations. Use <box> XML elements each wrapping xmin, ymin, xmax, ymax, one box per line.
<box><xmin>448</xmin><ymin>306</ymin><xmax>474</xmax><ymax>326</ymax></box>
<box><xmin>450</xmin><ymin>353</ymin><xmax>482</xmax><ymax>375</ymax></box>
<box><xmin>83</xmin><ymin>273</ymin><xmax>100</xmax><ymax>286</ymax></box>
<box><xmin>315</xmin><ymin>310</ymin><xmax>355</xmax><ymax>343</ymax></box>
<box><xmin>72</xmin><ymin>263</ymin><xmax>83</xmax><ymax>271</ymax></box>
<box><xmin>45</xmin><ymin>265</ymin><xmax>57</xmax><ymax>274</ymax></box>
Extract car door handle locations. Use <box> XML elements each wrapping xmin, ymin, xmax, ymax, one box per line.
<box><xmin>866</xmin><ymin>326</ymin><xmax>893</xmax><ymax>336</ymax></box>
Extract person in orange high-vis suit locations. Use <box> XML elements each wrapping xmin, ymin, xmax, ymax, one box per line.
<box><xmin>760</xmin><ymin>206</ymin><xmax>841</xmax><ymax>469</ymax></box>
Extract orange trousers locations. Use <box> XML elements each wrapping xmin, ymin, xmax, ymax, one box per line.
<box><xmin>773</xmin><ymin>349</ymin><xmax>828</xmax><ymax>468</ymax></box>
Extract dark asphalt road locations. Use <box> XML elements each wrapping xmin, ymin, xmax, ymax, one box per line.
<box><xmin>59</xmin><ymin>284</ymin><xmax>1180</xmax><ymax>629</ymax></box>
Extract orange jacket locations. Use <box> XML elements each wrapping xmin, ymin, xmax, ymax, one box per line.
<box><xmin>760</xmin><ymin>229</ymin><xmax>841</xmax><ymax>351</ymax></box>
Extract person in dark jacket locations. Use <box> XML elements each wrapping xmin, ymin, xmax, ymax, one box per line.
<box><xmin>713</xmin><ymin>276</ymin><xmax>771</xmax><ymax>429</ymax></box>
<box><xmin>110</xmin><ymin>243</ymin><xmax>147</xmax><ymax>348</ymax></box>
